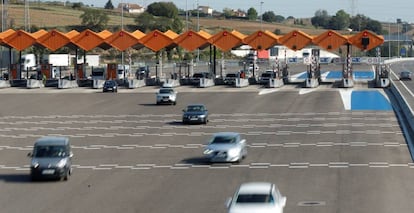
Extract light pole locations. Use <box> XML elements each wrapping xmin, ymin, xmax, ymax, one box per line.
<box><xmin>397</xmin><ymin>19</ymin><xmax>400</xmax><ymax>58</ymax></box>
<box><xmin>121</xmin><ymin>0</ymin><xmax>125</xmax><ymax>83</ymax></box>
<box><xmin>260</xmin><ymin>1</ymin><xmax>263</xmax><ymax>30</ymax></box>
<box><xmin>196</xmin><ymin>0</ymin><xmax>200</xmax><ymax>62</ymax></box>
<box><xmin>388</xmin><ymin>21</ymin><xmax>391</xmax><ymax>58</ymax></box>
<box><xmin>185</xmin><ymin>0</ymin><xmax>188</xmax><ymax>30</ymax></box>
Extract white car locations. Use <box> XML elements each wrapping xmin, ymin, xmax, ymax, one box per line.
<box><xmin>226</xmin><ymin>182</ymin><xmax>286</xmax><ymax>213</ymax></box>
<box><xmin>203</xmin><ymin>132</ymin><xmax>247</xmax><ymax>163</ymax></box>
<box><xmin>156</xmin><ymin>87</ymin><xmax>177</xmax><ymax>105</ymax></box>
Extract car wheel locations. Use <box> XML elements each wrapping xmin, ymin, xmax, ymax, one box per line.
<box><xmin>156</xmin><ymin>102</ymin><xmax>160</xmax><ymax>105</ymax></box>
<box><xmin>173</xmin><ymin>101</ymin><xmax>176</xmax><ymax>105</ymax></box>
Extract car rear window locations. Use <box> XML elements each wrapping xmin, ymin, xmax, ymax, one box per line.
<box><xmin>236</xmin><ymin>194</ymin><xmax>274</xmax><ymax>203</ymax></box>
<box><xmin>160</xmin><ymin>89</ymin><xmax>173</xmax><ymax>94</ymax></box>
<box><xmin>211</xmin><ymin>135</ymin><xmax>236</xmax><ymax>144</ymax></box>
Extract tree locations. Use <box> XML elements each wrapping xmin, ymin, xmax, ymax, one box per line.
<box><xmin>349</xmin><ymin>14</ymin><xmax>382</xmax><ymax>34</ymax></box>
<box><xmin>147</xmin><ymin>2</ymin><xmax>178</xmax><ymax>18</ymax></box>
<box><xmin>273</xmin><ymin>28</ymin><xmax>282</xmax><ymax>34</ymax></box>
<box><xmin>104</xmin><ymin>0</ymin><xmax>114</xmax><ymax>10</ymax></box>
<box><xmin>80</xmin><ymin>8</ymin><xmax>109</xmax><ymax>32</ymax></box>
<box><xmin>311</xmin><ymin>9</ymin><xmax>330</xmax><ymax>28</ymax></box>
<box><xmin>328</xmin><ymin>10</ymin><xmax>350</xmax><ymax>30</ymax></box>
<box><xmin>222</xmin><ymin>7</ymin><xmax>234</xmax><ymax>18</ymax></box>
<box><xmin>275</xmin><ymin>15</ymin><xmax>285</xmax><ymax>23</ymax></box>
<box><xmin>72</xmin><ymin>2</ymin><xmax>83</xmax><ymax>9</ymax></box>
<box><xmin>247</xmin><ymin>7</ymin><xmax>258</xmax><ymax>20</ymax></box>
<box><xmin>134</xmin><ymin>11</ymin><xmax>184</xmax><ymax>33</ymax></box>
<box><xmin>262</xmin><ymin>11</ymin><xmax>277</xmax><ymax>22</ymax></box>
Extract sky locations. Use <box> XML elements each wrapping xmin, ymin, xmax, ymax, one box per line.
<box><xmin>73</xmin><ymin>0</ymin><xmax>413</xmax><ymax>23</ymax></box>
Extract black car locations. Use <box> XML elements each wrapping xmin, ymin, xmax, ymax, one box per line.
<box><xmin>399</xmin><ymin>71</ymin><xmax>412</xmax><ymax>80</ymax></box>
<box><xmin>182</xmin><ymin>104</ymin><xmax>209</xmax><ymax>124</ymax></box>
<box><xmin>224</xmin><ymin>73</ymin><xmax>238</xmax><ymax>85</ymax></box>
<box><xmin>103</xmin><ymin>80</ymin><xmax>118</xmax><ymax>92</ymax></box>
<box><xmin>191</xmin><ymin>72</ymin><xmax>212</xmax><ymax>86</ymax></box>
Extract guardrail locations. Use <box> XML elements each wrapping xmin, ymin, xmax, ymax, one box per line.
<box><xmin>387</xmin><ymin>57</ymin><xmax>414</xmax><ymax>160</ymax></box>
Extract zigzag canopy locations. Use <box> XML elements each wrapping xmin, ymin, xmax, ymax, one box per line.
<box><xmin>0</xmin><ymin>29</ymin><xmax>384</xmax><ymax>52</ymax></box>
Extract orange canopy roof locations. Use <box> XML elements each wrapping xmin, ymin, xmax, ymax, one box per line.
<box><xmin>208</xmin><ymin>30</ymin><xmax>245</xmax><ymax>51</ymax></box>
<box><xmin>243</xmin><ymin>30</ymin><xmax>280</xmax><ymax>50</ymax></box>
<box><xmin>348</xmin><ymin>30</ymin><xmax>384</xmax><ymax>51</ymax></box>
<box><xmin>279</xmin><ymin>30</ymin><xmax>313</xmax><ymax>51</ymax></box>
<box><xmin>140</xmin><ymin>30</ymin><xmax>175</xmax><ymax>52</ymax></box>
<box><xmin>2</xmin><ymin>30</ymin><xmax>36</xmax><ymax>51</ymax></box>
<box><xmin>312</xmin><ymin>30</ymin><xmax>348</xmax><ymax>51</ymax></box>
<box><xmin>71</xmin><ymin>29</ymin><xmax>105</xmax><ymax>51</ymax></box>
<box><xmin>36</xmin><ymin>29</ymin><xmax>72</xmax><ymax>51</ymax></box>
<box><xmin>174</xmin><ymin>30</ymin><xmax>211</xmax><ymax>51</ymax></box>
<box><xmin>0</xmin><ymin>28</ymin><xmax>386</xmax><ymax>53</ymax></box>
<box><xmin>104</xmin><ymin>30</ymin><xmax>140</xmax><ymax>51</ymax></box>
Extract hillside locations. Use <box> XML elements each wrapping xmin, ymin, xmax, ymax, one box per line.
<box><xmin>5</xmin><ymin>3</ymin><xmax>328</xmax><ymax>35</ymax></box>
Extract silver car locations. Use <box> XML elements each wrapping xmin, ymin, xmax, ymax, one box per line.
<box><xmin>28</xmin><ymin>137</ymin><xmax>73</xmax><ymax>181</ymax></box>
<box><xmin>156</xmin><ymin>87</ymin><xmax>177</xmax><ymax>105</ymax></box>
<box><xmin>226</xmin><ymin>182</ymin><xmax>287</xmax><ymax>213</ymax></box>
<box><xmin>203</xmin><ymin>132</ymin><xmax>247</xmax><ymax>163</ymax></box>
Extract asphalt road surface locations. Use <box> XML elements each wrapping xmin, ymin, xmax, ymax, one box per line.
<box><xmin>0</xmin><ymin>73</ymin><xmax>413</xmax><ymax>213</ymax></box>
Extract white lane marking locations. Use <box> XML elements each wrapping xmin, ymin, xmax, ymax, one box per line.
<box><xmin>0</xmin><ymin>111</ymin><xmax>397</xmax><ymax>121</ymax></box>
<box><xmin>339</xmin><ymin>89</ymin><xmax>353</xmax><ymax>110</ymax></box>
<box><xmin>0</xmin><ymin>142</ymin><xmax>407</xmax><ymax>152</ymax></box>
<box><xmin>258</xmin><ymin>88</ymin><xmax>280</xmax><ymax>95</ymax></box>
<box><xmin>299</xmin><ymin>88</ymin><xmax>316</xmax><ymax>95</ymax></box>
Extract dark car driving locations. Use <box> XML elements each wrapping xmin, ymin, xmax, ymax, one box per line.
<box><xmin>182</xmin><ymin>104</ymin><xmax>209</xmax><ymax>124</ymax></box>
<box><xmin>103</xmin><ymin>80</ymin><xmax>118</xmax><ymax>92</ymax></box>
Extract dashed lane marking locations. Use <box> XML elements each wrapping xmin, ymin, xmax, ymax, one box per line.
<box><xmin>0</xmin><ymin>129</ymin><xmax>402</xmax><ymax>138</ymax></box>
<box><xmin>0</xmin><ymin>141</ymin><xmax>406</xmax><ymax>151</ymax></box>
<box><xmin>4</xmin><ymin>162</ymin><xmax>414</xmax><ymax>171</ymax></box>
<box><xmin>0</xmin><ymin>112</ymin><xmax>397</xmax><ymax>121</ymax></box>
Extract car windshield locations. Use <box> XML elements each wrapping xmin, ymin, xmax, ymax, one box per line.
<box><xmin>236</xmin><ymin>194</ymin><xmax>274</xmax><ymax>203</ymax></box>
<box><xmin>33</xmin><ymin>145</ymin><xmax>68</xmax><ymax>158</ymax></box>
<box><xmin>211</xmin><ymin>135</ymin><xmax>236</xmax><ymax>144</ymax></box>
<box><xmin>261</xmin><ymin>73</ymin><xmax>272</xmax><ymax>78</ymax></box>
<box><xmin>226</xmin><ymin>74</ymin><xmax>237</xmax><ymax>77</ymax></box>
<box><xmin>187</xmin><ymin>105</ymin><xmax>204</xmax><ymax>112</ymax></box>
<box><xmin>193</xmin><ymin>73</ymin><xmax>204</xmax><ymax>78</ymax></box>
<box><xmin>160</xmin><ymin>89</ymin><xmax>173</xmax><ymax>94</ymax></box>
<box><xmin>105</xmin><ymin>81</ymin><xmax>115</xmax><ymax>86</ymax></box>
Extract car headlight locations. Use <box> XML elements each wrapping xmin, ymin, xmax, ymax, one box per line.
<box><xmin>228</xmin><ymin>149</ymin><xmax>240</xmax><ymax>157</ymax></box>
<box><xmin>198</xmin><ymin>114</ymin><xmax>206</xmax><ymax>118</ymax></box>
<box><xmin>32</xmin><ymin>162</ymin><xmax>39</xmax><ymax>168</ymax></box>
<box><xmin>56</xmin><ymin>159</ymin><xmax>67</xmax><ymax>168</ymax></box>
<box><xmin>204</xmin><ymin>149</ymin><xmax>213</xmax><ymax>155</ymax></box>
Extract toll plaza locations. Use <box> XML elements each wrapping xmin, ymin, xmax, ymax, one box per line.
<box><xmin>0</xmin><ymin>28</ymin><xmax>385</xmax><ymax>89</ymax></box>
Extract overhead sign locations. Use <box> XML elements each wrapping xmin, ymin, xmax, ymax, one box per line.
<box><xmin>288</xmin><ymin>58</ymin><xmax>297</xmax><ymax>63</ymax></box>
<box><xmin>319</xmin><ymin>57</ymin><xmax>330</xmax><ymax>63</ymax></box>
<box><xmin>400</xmin><ymin>48</ymin><xmax>406</xmax><ymax>56</ymax></box>
<box><xmin>352</xmin><ymin>57</ymin><xmax>361</xmax><ymax>63</ymax></box>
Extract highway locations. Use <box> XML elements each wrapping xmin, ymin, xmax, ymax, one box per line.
<box><xmin>0</xmin><ymin>64</ymin><xmax>414</xmax><ymax>213</ymax></box>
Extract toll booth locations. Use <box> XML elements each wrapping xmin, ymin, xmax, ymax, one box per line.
<box><xmin>10</xmin><ymin>64</ymin><xmax>18</xmax><ymax>80</ymax></box>
<box><xmin>76</xmin><ymin>64</ymin><xmax>85</xmax><ymax>80</ymax></box>
<box><xmin>41</xmin><ymin>64</ymin><xmax>52</xmax><ymax>79</ymax></box>
<box><xmin>107</xmin><ymin>63</ymin><xmax>117</xmax><ymax>80</ymax></box>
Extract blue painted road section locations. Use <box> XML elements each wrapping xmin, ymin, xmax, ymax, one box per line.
<box><xmin>322</xmin><ymin>70</ymin><xmax>375</xmax><ymax>80</ymax></box>
<box><xmin>351</xmin><ymin>91</ymin><xmax>392</xmax><ymax>111</ymax></box>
